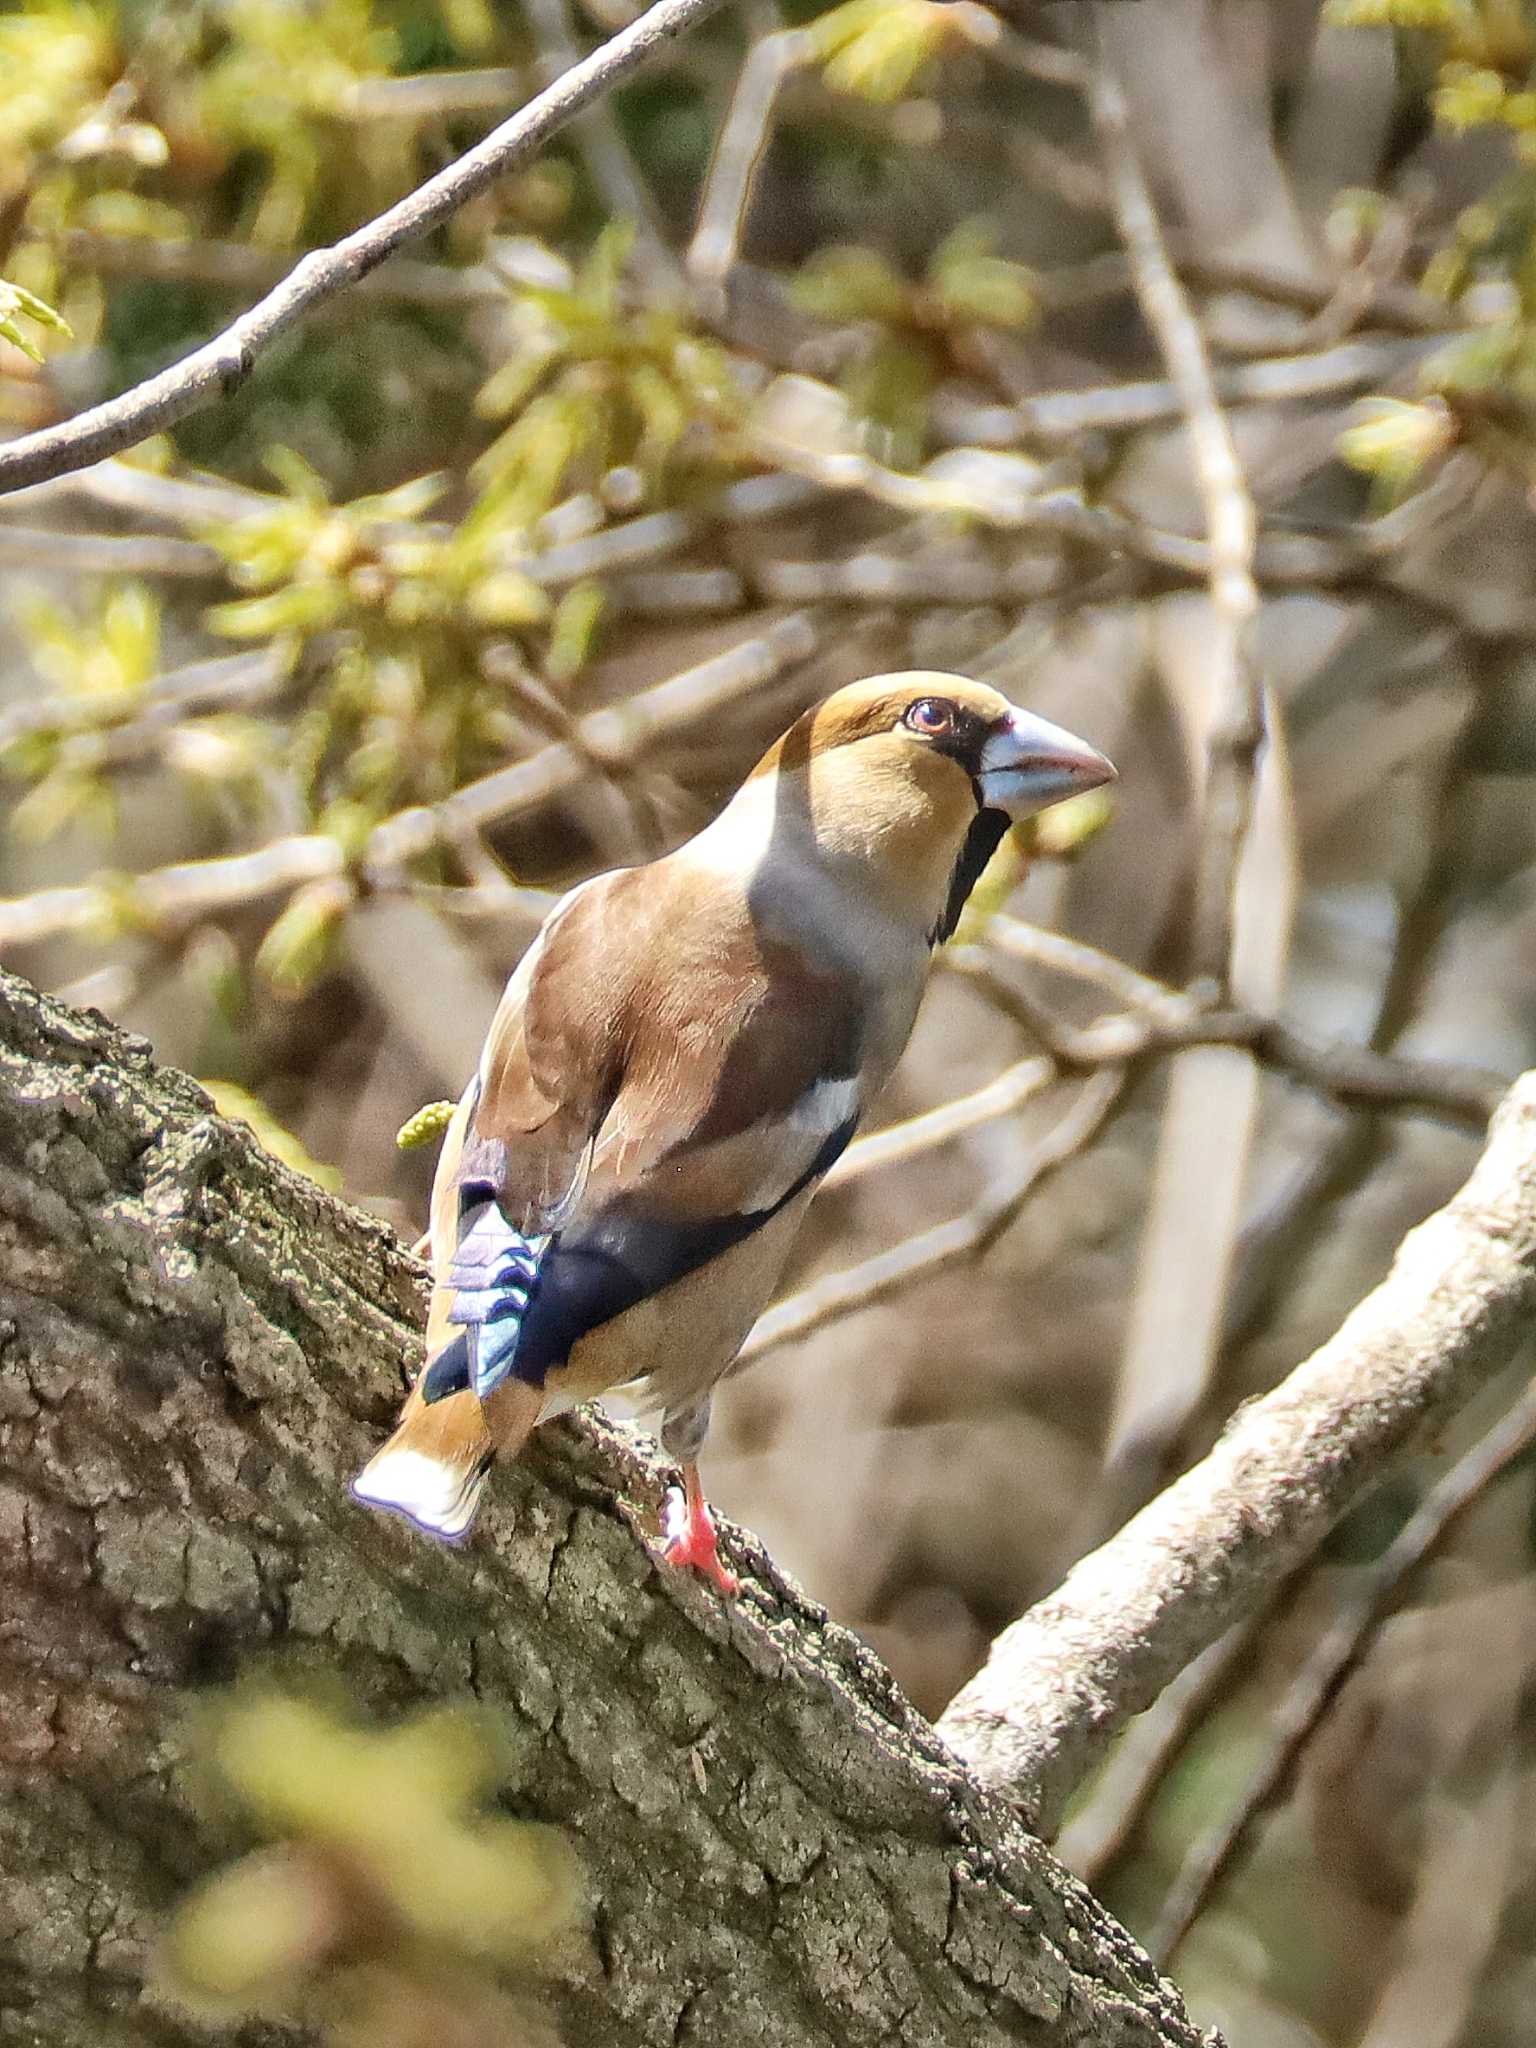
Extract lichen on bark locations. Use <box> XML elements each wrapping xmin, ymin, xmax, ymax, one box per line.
<box><xmin>0</xmin><ymin>967</ymin><xmax>1206</xmax><ymax>2048</ymax></box>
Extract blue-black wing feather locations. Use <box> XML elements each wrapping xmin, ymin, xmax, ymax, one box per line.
<box><xmin>423</xmin><ymin>1112</ymin><xmax>856</xmax><ymax>1404</ymax></box>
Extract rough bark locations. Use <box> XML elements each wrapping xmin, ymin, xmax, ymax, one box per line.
<box><xmin>0</xmin><ymin>969</ymin><xmax>1206</xmax><ymax>2048</ymax></box>
<box><xmin>941</xmin><ymin>1070</ymin><xmax>1536</xmax><ymax>1833</ymax></box>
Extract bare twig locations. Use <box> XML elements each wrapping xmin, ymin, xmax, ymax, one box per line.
<box><xmin>1090</xmin><ymin>56</ymin><xmax>1265</xmax><ymax>986</ymax></box>
<box><xmin>688</xmin><ymin>29</ymin><xmax>810</xmax><ymax>286</ymax></box>
<box><xmin>1353</xmin><ymin>1583</ymin><xmax>1528</xmax><ymax>2048</ymax></box>
<box><xmin>1148</xmin><ymin>1376</ymin><xmax>1536</xmax><ymax>1964</ymax></box>
<box><xmin>1087</xmin><ymin>48</ymin><xmax>1293</xmax><ymax>1524</ymax></box>
<box><xmin>337</xmin><ymin>67</ymin><xmax>532</xmax><ymax>119</ymax></box>
<box><xmin>737</xmin><ymin>1072</ymin><xmax>1123</xmax><ymax>1369</ymax></box>
<box><xmin>0</xmin><ymin>611</ymin><xmax>820</xmax><ymax>950</ymax></box>
<box><xmin>0</xmin><ymin>644</ymin><xmax>295</xmax><ymax>762</ymax></box>
<box><xmin>984</xmin><ymin>915</ymin><xmax>1186</xmax><ymax>1020</ymax></box>
<box><xmin>936</xmin><ymin>1070</ymin><xmax>1536</xmax><ymax>1832</ymax></box>
<box><xmin>0</xmin><ymin>0</ymin><xmax>734</xmax><ymax>494</ymax></box>
<box><xmin>963</xmin><ymin>10</ymin><xmax>1089</xmax><ymax>89</ymax></box>
<box><xmin>0</xmin><ymin>525</ymin><xmax>220</xmax><ymax>577</ymax></box>
<box><xmin>522</xmin><ymin>0</ymin><xmax>683</xmax><ymax>295</ymax></box>
<box><xmin>950</xmin><ymin>948</ymin><xmax>1504</xmax><ymax>1127</ymax></box>
<box><xmin>23</xmin><ymin>226</ymin><xmax>513</xmax><ymax>308</ymax></box>
<box><xmin>822</xmin><ymin>1052</ymin><xmax>1056</xmax><ymax>1191</ymax></box>
<box><xmin>1054</xmin><ymin>1619</ymin><xmax>1263</xmax><ymax>1885</ymax></box>
<box><xmin>1032</xmin><ymin>245</ymin><xmax>1466</xmax><ymax>336</ymax></box>
<box><xmin>939</xmin><ymin>337</ymin><xmax>1433</xmax><ymax>448</ymax></box>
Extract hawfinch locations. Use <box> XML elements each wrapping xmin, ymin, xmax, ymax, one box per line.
<box><xmin>352</xmin><ymin>672</ymin><xmax>1114</xmax><ymax>1591</ymax></box>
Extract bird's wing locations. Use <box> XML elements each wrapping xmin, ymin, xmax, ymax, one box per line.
<box><xmin>422</xmin><ymin>863</ymin><xmax>865</xmax><ymax>1403</ymax></box>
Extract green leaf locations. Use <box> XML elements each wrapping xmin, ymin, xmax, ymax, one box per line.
<box><xmin>99</xmin><ymin>583</ymin><xmax>162</xmax><ymax>692</ymax></box>
<box><xmin>263</xmin><ymin>446</ymin><xmax>332</xmax><ymax>507</ymax></box>
<box><xmin>1325</xmin><ymin>0</ymin><xmax>1459</xmax><ymax>24</ymax></box>
<box><xmin>1338</xmin><ymin>396</ymin><xmax>1457</xmax><ymax>493</ymax></box>
<box><xmin>206</xmin><ymin>582</ymin><xmax>346</xmax><ymax>638</ymax></box>
<box><xmin>11</xmin><ymin>766</ymin><xmax>113</xmax><ymax>846</ymax></box>
<box><xmin>818</xmin><ymin>0</ymin><xmax>950</xmax><ymax>103</ymax></box>
<box><xmin>476</xmin><ymin>338</ymin><xmax>564</xmax><ymax>421</ymax></box>
<box><xmin>255</xmin><ymin>880</ymin><xmax>351</xmax><ymax>999</ymax></box>
<box><xmin>1433</xmin><ymin>62</ymin><xmax>1510</xmax><ymax>130</ymax></box>
<box><xmin>546</xmin><ymin>579</ymin><xmax>605</xmax><ymax>683</ymax></box>
<box><xmin>465</xmin><ymin>570</ymin><xmax>550</xmax><ymax>628</ymax></box>
<box><xmin>793</xmin><ymin>246</ymin><xmax>912</xmax><ymax>325</ymax></box>
<box><xmin>0</xmin><ymin>278</ymin><xmax>72</xmax><ymax>364</ymax></box>
<box><xmin>928</xmin><ymin>224</ymin><xmax>1038</xmax><ymax>329</ymax></box>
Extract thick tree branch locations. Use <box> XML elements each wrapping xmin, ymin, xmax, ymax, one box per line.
<box><xmin>938</xmin><ymin>1068</ymin><xmax>1536</xmax><ymax>1833</ymax></box>
<box><xmin>0</xmin><ymin>0</ymin><xmax>732</xmax><ymax>495</ymax></box>
<box><xmin>0</xmin><ymin>968</ymin><xmax>1204</xmax><ymax>2048</ymax></box>
<box><xmin>1148</xmin><ymin>1377</ymin><xmax>1536</xmax><ymax>1965</ymax></box>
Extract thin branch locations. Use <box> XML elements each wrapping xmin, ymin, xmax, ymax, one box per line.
<box><xmin>963</xmin><ymin>9</ymin><xmax>1090</xmax><ymax>88</ymax></box>
<box><xmin>0</xmin><ymin>525</ymin><xmax>220</xmax><ymax>577</ymax></box>
<box><xmin>737</xmin><ymin>1073</ymin><xmax>1123</xmax><ymax>1370</ymax></box>
<box><xmin>984</xmin><ymin>915</ymin><xmax>1184</xmax><ymax>1016</ymax></box>
<box><xmin>1031</xmin><ymin>245</ymin><xmax>1466</xmax><ymax>336</ymax></box>
<box><xmin>521</xmin><ymin>0</ymin><xmax>684</xmax><ymax>296</ymax></box>
<box><xmin>0</xmin><ymin>611</ymin><xmax>821</xmax><ymax>950</ymax></box>
<box><xmin>336</xmin><ymin>67</ymin><xmax>532</xmax><ymax>119</ymax></box>
<box><xmin>1147</xmin><ymin>1375</ymin><xmax>1536</xmax><ymax>1965</ymax></box>
<box><xmin>0</xmin><ymin>644</ymin><xmax>295</xmax><ymax>761</ymax></box>
<box><xmin>1089</xmin><ymin>53</ymin><xmax>1264</xmax><ymax>989</ymax></box>
<box><xmin>939</xmin><ymin>337</ymin><xmax>1433</xmax><ymax>448</ymax></box>
<box><xmin>1087</xmin><ymin>43</ymin><xmax>1292</xmax><ymax>1538</ymax></box>
<box><xmin>1053</xmin><ymin>1619</ymin><xmax>1263</xmax><ymax>1885</ymax></box>
<box><xmin>23</xmin><ymin>226</ymin><xmax>512</xmax><ymax>308</ymax></box>
<box><xmin>688</xmin><ymin>29</ymin><xmax>810</xmax><ymax>285</ymax></box>
<box><xmin>0</xmin><ymin>0</ymin><xmax>734</xmax><ymax>494</ymax></box>
<box><xmin>742</xmin><ymin>410</ymin><xmax>1430</xmax><ymax>594</ymax></box>
<box><xmin>949</xmin><ymin>948</ymin><xmax>1505</xmax><ymax>1127</ymax></box>
<box><xmin>936</xmin><ymin>1069</ymin><xmax>1536</xmax><ymax>1832</ymax></box>
<box><xmin>822</xmin><ymin>1052</ymin><xmax>1056</xmax><ymax>1191</ymax></box>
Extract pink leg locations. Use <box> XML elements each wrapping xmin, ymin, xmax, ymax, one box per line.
<box><xmin>660</xmin><ymin>1462</ymin><xmax>739</xmax><ymax>1596</ymax></box>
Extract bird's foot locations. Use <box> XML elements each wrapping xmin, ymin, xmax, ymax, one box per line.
<box><xmin>660</xmin><ymin>1481</ymin><xmax>739</xmax><ymax>1596</ymax></box>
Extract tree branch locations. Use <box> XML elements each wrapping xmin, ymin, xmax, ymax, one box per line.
<box><xmin>1148</xmin><ymin>1375</ymin><xmax>1536</xmax><ymax>1963</ymax></box>
<box><xmin>0</xmin><ymin>965</ymin><xmax>1207</xmax><ymax>2048</ymax></box>
<box><xmin>0</xmin><ymin>611</ymin><xmax>820</xmax><ymax>949</ymax></box>
<box><xmin>0</xmin><ymin>0</ymin><xmax>732</xmax><ymax>496</ymax></box>
<box><xmin>938</xmin><ymin>1068</ymin><xmax>1536</xmax><ymax>1833</ymax></box>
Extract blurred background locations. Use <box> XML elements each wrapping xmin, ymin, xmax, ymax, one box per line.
<box><xmin>5</xmin><ymin>0</ymin><xmax>1536</xmax><ymax>2040</ymax></box>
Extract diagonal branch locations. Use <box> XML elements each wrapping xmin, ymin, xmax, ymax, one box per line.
<box><xmin>0</xmin><ymin>611</ymin><xmax>820</xmax><ymax>950</ymax></box>
<box><xmin>1087</xmin><ymin>43</ymin><xmax>1295</xmax><ymax>1520</ymax></box>
<box><xmin>937</xmin><ymin>1069</ymin><xmax>1536</xmax><ymax>1833</ymax></box>
<box><xmin>1147</xmin><ymin>1375</ymin><xmax>1536</xmax><ymax>1964</ymax></box>
<box><xmin>0</xmin><ymin>0</ymin><xmax>733</xmax><ymax>495</ymax></box>
<box><xmin>0</xmin><ymin>964</ymin><xmax>1207</xmax><ymax>2048</ymax></box>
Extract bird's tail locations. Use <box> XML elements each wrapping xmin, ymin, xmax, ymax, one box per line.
<box><xmin>350</xmin><ymin>1365</ymin><xmax>542</xmax><ymax>1544</ymax></box>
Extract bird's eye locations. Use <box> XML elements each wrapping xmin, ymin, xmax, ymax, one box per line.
<box><xmin>904</xmin><ymin>697</ymin><xmax>955</xmax><ymax>737</ymax></box>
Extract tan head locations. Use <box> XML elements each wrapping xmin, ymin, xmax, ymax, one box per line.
<box><xmin>741</xmin><ymin>671</ymin><xmax>1116</xmax><ymax>942</ymax></box>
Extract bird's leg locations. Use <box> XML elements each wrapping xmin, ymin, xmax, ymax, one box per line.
<box><xmin>661</xmin><ymin>1462</ymin><xmax>739</xmax><ymax>1595</ymax></box>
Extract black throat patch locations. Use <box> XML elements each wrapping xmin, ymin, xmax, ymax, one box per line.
<box><xmin>931</xmin><ymin>807</ymin><xmax>1010</xmax><ymax>947</ymax></box>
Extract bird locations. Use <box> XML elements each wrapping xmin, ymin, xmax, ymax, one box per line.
<box><xmin>351</xmin><ymin>671</ymin><xmax>1115</xmax><ymax>1592</ymax></box>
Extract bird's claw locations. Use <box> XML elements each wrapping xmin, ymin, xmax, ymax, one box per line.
<box><xmin>660</xmin><ymin>1484</ymin><xmax>739</xmax><ymax>1596</ymax></box>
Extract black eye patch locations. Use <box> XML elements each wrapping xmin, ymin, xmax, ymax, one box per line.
<box><xmin>903</xmin><ymin>701</ymin><xmax>991</xmax><ymax>777</ymax></box>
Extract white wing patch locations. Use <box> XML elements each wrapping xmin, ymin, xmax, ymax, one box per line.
<box><xmin>735</xmin><ymin>1076</ymin><xmax>861</xmax><ymax>1211</ymax></box>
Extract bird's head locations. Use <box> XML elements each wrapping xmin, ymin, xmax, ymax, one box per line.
<box><xmin>744</xmin><ymin>671</ymin><xmax>1116</xmax><ymax>943</ymax></box>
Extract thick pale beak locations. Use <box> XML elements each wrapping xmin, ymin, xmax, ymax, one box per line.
<box><xmin>976</xmin><ymin>708</ymin><xmax>1117</xmax><ymax>821</ymax></box>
